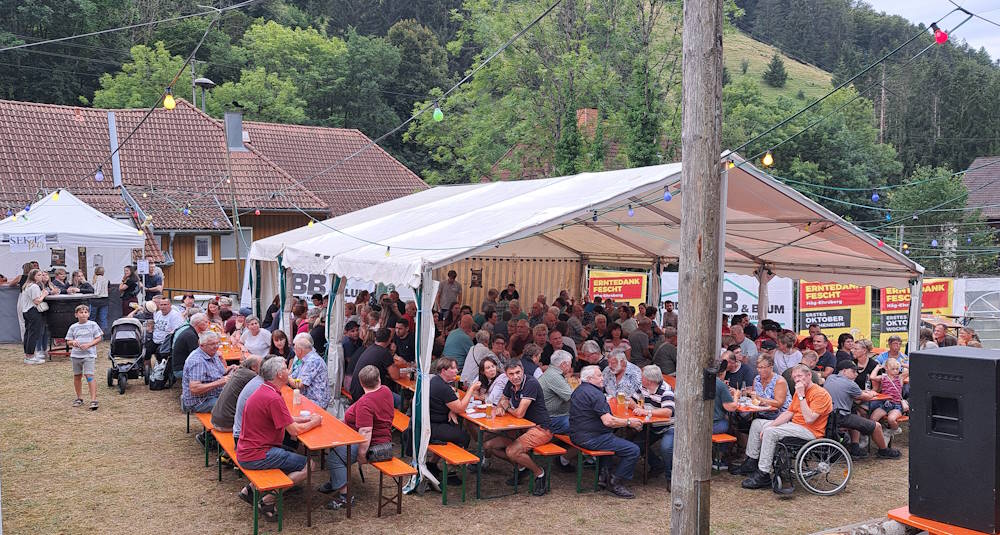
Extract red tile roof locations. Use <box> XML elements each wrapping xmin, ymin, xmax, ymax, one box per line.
<box><xmin>963</xmin><ymin>156</ymin><xmax>1000</xmax><ymax>219</ymax></box>
<box><xmin>0</xmin><ymin>98</ymin><xmax>421</xmax><ymax>230</ymax></box>
<box><xmin>241</xmin><ymin>121</ymin><xmax>428</xmax><ymax>216</ymax></box>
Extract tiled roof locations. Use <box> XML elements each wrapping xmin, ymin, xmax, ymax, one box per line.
<box><xmin>0</xmin><ymin>99</ymin><xmax>340</xmax><ymax>230</ymax></box>
<box><xmin>241</xmin><ymin>121</ymin><xmax>428</xmax><ymax>216</ymax></box>
<box><xmin>963</xmin><ymin>156</ymin><xmax>1000</xmax><ymax>219</ymax></box>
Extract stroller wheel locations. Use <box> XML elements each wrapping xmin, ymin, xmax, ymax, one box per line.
<box><xmin>119</xmin><ymin>373</ymin><xmax>127</xmax><ymax>395</ymax></box>
<box><xmin>107</xmin><ymin>368</ymin><xmax>114</xmax><ymax>388</ymax></box>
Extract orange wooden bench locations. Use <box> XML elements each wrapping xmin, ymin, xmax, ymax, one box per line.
<box><xmin>371</xmin><ymin>458</ymin><xmax>417</xmax><ymax>517</ymax></box>
<box><xmin>391</xmin><ymin>410</ymin><xmax>410</xmax><ymax>456</ymax></box>
<box><xmin>194</xmin><ymin>412</ymin><xmax>214</xmax><ymax>467</ymax></box>
<box><xmin>427</xmin><ymin>442</ymin><xmax>480</xmax><ymax>505</ymax></box>
<box><xmin>212</xmin><ymin>430</ymin><xmax>294</xmax><ymax>535</ymax></box>
<box><xmin>553</xmin><ymin>434</ymin><xmax>614</xmax><ymax>493</ymax></box>
<box><xmin>528</xmin><ymin>442</ymin><xmax>567</xmax><ymax>494</ymax></box>
<box><xmin>712</xmin><ymin>433</ymin><xmax>737</xmax><ymax>471</ymax></box>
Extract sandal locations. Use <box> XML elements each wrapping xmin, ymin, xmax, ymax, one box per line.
<box><xmin>238</xmin><ymin>486</ymin><xmax>254</xmax><ymax>506</ymax></box>
<box><xmin>259</xmin><ymin>501</ymin><xmax>278</xmax><ymax>522</ymax></box>
<box><xmin>72</xmin><ymin>398</ymin><xmax>84</xmax><ymax>407</ymax></box>
<box><xmin>89</xmin><ymin>400</ymin><xmax>98</xmax><ymax>411</ymax></box>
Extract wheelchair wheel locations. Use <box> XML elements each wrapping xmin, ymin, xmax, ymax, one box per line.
<box><xmin>795</xmin><ymin>439</ymin><xmax>852</xmax><ymax>495</ymax></box>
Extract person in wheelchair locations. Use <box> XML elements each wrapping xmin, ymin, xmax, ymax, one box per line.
<box><xmin>824</xmin><ymin>360</ymin><xmax>900</xmax><ymax>459</ymax></box>
<box><xmin>734</xmin><ymin>364</ymin><xmax>833</xmax><ymax>489</ymax></box>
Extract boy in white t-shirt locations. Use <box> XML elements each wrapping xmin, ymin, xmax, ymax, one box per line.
<box><xmin>66</xmin><ymin>304</ymin><xmax>103</xmax><ymax>410</ymax></box>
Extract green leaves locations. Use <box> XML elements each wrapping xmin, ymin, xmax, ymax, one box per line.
<box><xmin>91</xmin><ymin>42</ymin><xmax>191</xmax><ymax>109</ymax></box>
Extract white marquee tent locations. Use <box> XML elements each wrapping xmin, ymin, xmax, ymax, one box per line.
<box><xmin>0</xmin><ymin>189</ymin><xmax>144</xmax><ymax>278</ymax></box>
<box><xmin>249</xmin><ymin>158</ymin><xmax>925</xmax><ymax>488</ymax></box>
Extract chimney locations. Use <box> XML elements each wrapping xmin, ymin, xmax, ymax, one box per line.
<box><xmin>224</xmin><ymin>111</ymin><xmax>248</xmax><ymax>152</ymax></box>
<box><xmin>576</xmin><ymin>108</ymin><xmax>599</xmax><ymax>138</ymax></box>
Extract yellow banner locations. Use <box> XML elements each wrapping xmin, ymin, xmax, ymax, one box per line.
<box><xmin>798</xmin><ymin>281</ymin><xmax>872</xmax><ymax>343</ymax></box>
<box><xmin>878</xmin><ymin>278</ymin><xmax>954</xmax><ymax>347</ymax></box>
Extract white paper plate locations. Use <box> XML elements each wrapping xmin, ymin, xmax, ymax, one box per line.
<box><xmin>467</xmin><ymin>412</ymin><xmax>487</xmax><ymax>419</ymax></box>
<box><xmin>466</xmin><ymin>407</ymin><xmax>478</xmax><ymax>413</ymax></box>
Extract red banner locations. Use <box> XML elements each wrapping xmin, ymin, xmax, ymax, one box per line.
<box><xmin>799</xmin><ymin>282</ymin><xmax>868</xmax><ymax>308</ymax></box>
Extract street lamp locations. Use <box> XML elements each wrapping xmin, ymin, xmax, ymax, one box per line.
<box><xmin>194</xmin><ymin>77</ymin><xmax>216</xmax><ymax>113</ymax></box>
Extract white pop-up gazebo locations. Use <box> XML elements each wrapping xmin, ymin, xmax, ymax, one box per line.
<box><xmin>0</xmin><ymin>189</ymin><xmax>144</xmax><ymax>278</ymax></box>
<box><xmin>252</xmin><ymin>158</ymin><xmax>925</xmax><ymax>488</ymax></box>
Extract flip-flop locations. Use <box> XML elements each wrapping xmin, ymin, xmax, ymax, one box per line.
<box><xmin>238</xmin><ymin>486</ymin><xmax>254</xmax><ymax>506</ymax></box>
<box><xmin>72</xmin><ymin>398</ymin><xmax>84</xmax><ymax>407</ymax></box>
<box><xmin>90</xmin><ymin>400</ymin><xmax>98</xmax><ymax>411</ymax></box>
<box><xmin>259</xmin><ymin>501</ymin><xmax>278</xmax><ymax>522</ymax></box>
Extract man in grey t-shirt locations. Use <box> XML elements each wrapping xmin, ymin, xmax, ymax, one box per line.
<box><xmin>824</xmin><ymin>361</ymin><xmax>899</xmax><ymax>459</ymax></box>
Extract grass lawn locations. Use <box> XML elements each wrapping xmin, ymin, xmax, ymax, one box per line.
<box><xmin>1</xmin><ymin>343</ymin><xmax>907</xmax><ymax>534</ymax></box>
<box><xmin>724</xmin><ymin>30</ymin><xmax>834</xmax><ymax>102</ymax></box>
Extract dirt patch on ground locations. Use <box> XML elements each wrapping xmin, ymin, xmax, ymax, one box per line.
<box><xmin>0</xmin><ymin>344</ymin><xmax>907</xmax><ymax>534</ymax></box>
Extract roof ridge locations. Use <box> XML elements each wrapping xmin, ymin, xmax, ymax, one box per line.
<box><xmin>0</xmin><ymin>98</ymin><xmax>157</xmax><ymax>114</ymax></box>
<box><xmin>242</xmin><ymin>143</ymin><xmax>330</xmax><ymax>210</ymax></box>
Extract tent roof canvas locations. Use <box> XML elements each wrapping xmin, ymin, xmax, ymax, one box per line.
<box><xmin>0</xmin><ymin>189</ymin><xmax>145</xmax><ymax>248</ymax></box>
<box><xmin>269</xmin><ymin>160</ymin><xmax>923</xmax><ymax>289</ymax></box>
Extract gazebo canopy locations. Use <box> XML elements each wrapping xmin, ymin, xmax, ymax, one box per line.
<box><xmin>275</xmin><ymin>159</ymin><xmax>922</xmax><ymax>288</ymax></box>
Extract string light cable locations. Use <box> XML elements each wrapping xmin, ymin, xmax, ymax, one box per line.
<box><xmin>0</xmin><ymin>0</ymin><xmax>259</xmax><ymax>53</ymax></box>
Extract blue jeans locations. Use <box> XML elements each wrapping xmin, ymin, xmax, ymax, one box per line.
<box><xmin>183</xmin><ymin>395</ymin><xmax>218</xmax><ymax>413</ymax></box>
<box><xmin>241</xmin><ymin>446</ymin><xmax>307</xmax><ymax>474</ymax></box>
<box><xmin>327</xmin><ymin>444</ymin><xmax>359</xmax><ymax>491</ymax></box>
<box><xmin>579</xmin><ymin>433</ymin><xmax>640</xmax><ymax>481</ymax></box>
<box><xmin>91</xmin><ymin>301</ymin><xmax>109</xmax><ymax>333</ymax></box>
<box><xmin>37</xmin><ymin>321</ymin><xmax>49</xmax><ymax>352</ymax></box>
<box><xmin>548</xmin><ymin>415</ymin><xmax>570</xmax><ymax>435</ymax></box>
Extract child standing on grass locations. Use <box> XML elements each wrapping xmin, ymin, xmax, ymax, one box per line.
<box><xmin>66</xmin><ymin>304</ymin><xmax>103</xmax><ymax>410</ymax></box>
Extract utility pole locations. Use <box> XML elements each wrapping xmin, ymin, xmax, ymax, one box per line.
<box><xmin>671</xmin><ymin>0</ymin><xmax>725</xmax><ymax>533</ymax></box>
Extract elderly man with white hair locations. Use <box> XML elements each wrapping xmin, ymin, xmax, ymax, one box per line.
<box><xmin>182</xmin><ymin>330</ymin><xmax>236</xmax><ymax>414</ymax></box>
<box><xmin>287</xmin><ymin>332</ymin><xmax>331</xmax><ymax>408</ymax></box>
<box><xmin>538</xmin><ymin>350</ymin><xmax>574</xmax><ymax>435</ymax></box>
<box><xmin>574</xmin><ymin>339</ymin><xmax>608</xmax><ymax>373</ymax></box>
<box><xmin>570</xmin><ymin>365</ymin><xmax>643</xmax><ymax>499</ymax></box>
<box><xmin>630</xmin><ymin>365</ymin><xmax>675</xmax><ymax>487</ymax></box>
<box><xmin>603</xmin><ymin>350</ymin><xmax>642</xmax><ymax>398</ymax></box>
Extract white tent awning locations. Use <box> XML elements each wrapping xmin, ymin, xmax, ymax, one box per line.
<box><xmin>276</xmin><ymin>161</ymin><xmax>922</xmax><ymax>288</ymax></box>
<box><xmin>0</xmin><ymin>190</ymin><xmax>144</xmax><ymax>248</ymax></box>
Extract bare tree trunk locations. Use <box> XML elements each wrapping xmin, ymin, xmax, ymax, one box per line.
<box><xmin>670</xmin><ymin>0</ymin><xmax>724</xmax><ymax>533</ymax></box>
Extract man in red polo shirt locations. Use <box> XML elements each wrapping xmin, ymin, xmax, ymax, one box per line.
<box><xmin>236</xmin><ymin>357</ymin><xmax>321</xmax><ymax>521</ymax></box>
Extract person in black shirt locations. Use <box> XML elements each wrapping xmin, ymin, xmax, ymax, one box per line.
<box><xmin>812</xmin><ymin>333</ymin><xmax>837</xmax><ymax>378</ymax></box>
<box><xmin>569</xmin><ymin>365</ymin><xmax>643</xmax><ymax>499</ymax></box>
<box><xmin>723</xmin><ymin>348</ymin><xmax>755</xmax><ymax>390</ymax></box>
<box><xmin>309</xmin><ymin>314</ymin><xmax>327</xmax><ymax>358</ymax></box>
<box><xmin>171</xmin><ymin>313</ymin><xmax>210</xmax><ymax>380</ymax></box>
<box><xmin>392</xmin><ymin>319</ymin><xmax>416</xmax><ymax>363</ymax></box>
<box><xmin>835</xmin><ymin>333</ymin><xmax>854</xmax><ymax>363</ymax></box>
<box><xmin>485</xmin><ymin>360</ymin><xmax>553</xmax><ymax>496</ymax></box>
<box><xmin>340</xmin><ymin>321</ymin><xmax>363</xmax><ymax>374</ymax></box>
<box><xmin>573</xmin><ymin>340</ymin><xmax>609</xmax><ymax>373</ymax></box>
<box><xmin>499</xmin><ymin>283</ymin><xmax>519</xmax><ymax>302</ymax></box>
<box><xmin>260</xmin><ymin>295</ymin><xmax>280</xmax><ymax>330</ymax></box>
<box><xmin>349</xmin><ymin>328</ymin><xmax>400</xmax><ymax>405</ymax></box>
<box><xmin>540</xmin><ymin>329</ymin><xmax>577</xmax><ymax>366</ymax></box>
<box><xmin>428</xmin><ymin>357</ymin><xmax>478</xmax><ymax>449</ymax></box>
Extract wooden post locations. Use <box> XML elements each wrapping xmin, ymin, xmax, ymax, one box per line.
<box><xmin>671</xmin><ymin>0</ymin><xmax>724</xmax><ymax>532</ymax></box>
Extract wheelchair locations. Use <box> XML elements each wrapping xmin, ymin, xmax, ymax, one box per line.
<box><xmin>770</xmin><ymin>412</ymin><xmax>852</xmax><ymax>496</ymax></box>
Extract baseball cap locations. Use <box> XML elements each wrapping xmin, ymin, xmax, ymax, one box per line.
<box><xmin>760</xmin><ymin>339</ymin><xmax>778</xmax><ymax>350</ymax></box>
<box><xmin>836</xmin><ymin>360</ymin><xmax>858</xmax><ymax>373</ymax></box>
<box><xmin>239</xmin><ymin>306</ymin><xmax>253</xmax><ymax>317</ymax></box>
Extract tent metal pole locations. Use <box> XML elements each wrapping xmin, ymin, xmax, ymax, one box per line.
<box><xmin>907</xmin><ymin>275</ymin><xmax>924</xmax><ymax>353</ymax></box>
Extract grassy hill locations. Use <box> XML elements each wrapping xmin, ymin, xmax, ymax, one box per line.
<box><xmin>724</xmin><ymin>30</ymin><xmax>833</xmax><ymax>101</ymax></box>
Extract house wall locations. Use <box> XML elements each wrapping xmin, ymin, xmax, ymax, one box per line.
<box><xmin>432</xmin><ymin>257</ymin><xmax>583</xmax><ymax>311</ymax></box>
<box><xmin>161</xmin><ymin>213</ymin><xmax>310</xmax><ymax>294</ymax></box>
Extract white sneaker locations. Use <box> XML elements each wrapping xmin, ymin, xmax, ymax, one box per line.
<box><xmin>24</xmin><ymin>356</ymin><xmax>44</xmax><ymax>364</ymax></box>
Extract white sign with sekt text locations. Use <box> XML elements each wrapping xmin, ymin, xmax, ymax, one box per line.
<box><xmin>8</xmin><ymin>234</ymin><xmax>46</xmax><ymax>253</ymax></box>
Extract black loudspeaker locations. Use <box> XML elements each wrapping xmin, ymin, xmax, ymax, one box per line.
<box><xmin>909</xmin><ymin>347</ymin><xmax>1000</xmax><ymax>534</ymax></box>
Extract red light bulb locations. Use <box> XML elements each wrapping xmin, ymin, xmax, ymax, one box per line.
<box><xmin>254</xmin><ymin>209</ymin><xmax>261</xmax><ymax>216</ymax></box>
<box><xmin>931</xmin><ymin>23</ymin><xmax>948</xmax><ymax>44</ymax></box>
<box><xmin>877</xmin><ymin>240</ymin><xmax>884</xmax><ymax>247</ymax></box>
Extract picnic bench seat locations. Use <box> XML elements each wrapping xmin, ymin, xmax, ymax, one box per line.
<box><xmin>711</xmin><ymin>433</ymin><xmax>737</xmax><ymax>471</ymax></box>
<box><xmin>427</xmin><ymin>442</ymin><xmax>480</xmax><ymax>505</ymax></box>
<box><xmin>371</xmin><ymin>458</ymin><xmax>417</xmax><ymax>517</ymax></box>
<box><xmin>211</xmin><ymin>430</ymin><xmax>293</xmax><ymax>535</ymax></box>
<box><xmin>553</xmin><ymin>434</ymin><xmax>614</xmax><ymax>493</ymax></box>
<box><xmin>194</xmin><ymin>412</ymin><xmax>214</xmax><ymax>467</ymax></box>
<box><xmin>391</xmin><ymin>409</ymin><xmax>410</xmax><ymax>456</ymax></box>
<box><xmin>528</xmin><ymin>442</ymin><xmax>567</xmax><ymax>493</ymax></box>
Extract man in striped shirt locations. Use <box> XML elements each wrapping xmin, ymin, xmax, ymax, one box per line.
<box><xmin>630</xmin><ymin>365</ymin><xmax>675</xmax><ymax>488</ymax></box>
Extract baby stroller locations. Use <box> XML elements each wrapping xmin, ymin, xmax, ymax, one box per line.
<box><xmin>106</xmin><ymin>317</ymin><xmax>147</xmax><ymax>395</ymax></box>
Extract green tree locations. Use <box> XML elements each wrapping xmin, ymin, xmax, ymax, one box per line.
<box><xmin>204</xmin><ymin>67</ymin><xmax>307</xmax><ymax>123</ymax></box>
<box><xmin>887</xmin><ymin>166</ymin><xmax>997</xmax><ymax>276</ymax></box>
<box><xmin>91</xmin><ymin>42</ymin><xmax>192</xmax><ymax>108</ymax></box>
<box><xmin>554</xmin><ymin>105</ymin><xmax>582</xmax><ymax>175</ymax></box>
<box><xmin>762</xmin><ymin>53</ymin><xmax>787</xmax><ymax>88</ymax></box>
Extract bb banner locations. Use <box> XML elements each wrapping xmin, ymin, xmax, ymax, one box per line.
<box><xmin>878</xmin><ymin>278</ymin><xmax>954</xmax><ymax>347</ymax></box>
<box><xmin>588</xmin><ymin>269</ymin><xmax>648</xmax><ymax>308</ymax></box>
<box><xmin>799</xmin><ymin>281</ymin><xmax>871</xmax><ymax>342</ymax></box>
<box><xmin>660</xmin><ymin>272</ymin><xmax>794</xmax><ymax>328</ymax></box>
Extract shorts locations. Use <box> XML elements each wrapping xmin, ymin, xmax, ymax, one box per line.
<box><xmin>839</xmin><ymin>412</ymin><xmax>876</xmax><ymax>435</ymax></box>
<box><xmin>72</xmin><ymin>357</ymin><xmax>96</xmax><ymax>375</ymax></box>
<box><xmin>240</xmin><ymin>446</ymin><xmax>307</xmax><ymax>474</ymax></box>
<box><xmin>868</xmin><ymin>400</ymin><xmax>903</xmax><ymax>413</ymax></box>
<box><xmin>516</xmin><ymin>426</ymin><xmax>554</xmax><ymax>449</ymax></box>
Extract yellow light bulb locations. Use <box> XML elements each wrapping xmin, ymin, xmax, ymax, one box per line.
<box><xmin>12</xmin><ymin>214</ymin><xmax>17</xmax><ymax>221</ymax></box>
<box><xmin>308</xmin><ymin>220</ymin><xmax>314</xmax><ymax>227</ymax></box>
<box><xmin>761</xmin><ymin>151</ymin><xmax>774</xmax><ymax>167</ymax></box>
<box><xmin>727</xmin><ymin>161</ymin><xmax>736</xmax><ymax>169</ymax></box>
<box><xmin>163</xmin><ymin>92</ymin><xmax>176</xmax><ymax>110</ymax></box>
<box><xmin>53</xmin><ymin>191</ymin><xmax>60</xmax><ymax>201</ymax></box>
<box><xmin>385</xmin><ymin>247</ymin><xmax>391</xmax><ymax>257</ymax></box>
<box><xmin>138</xmin><ymin>229</ymin><xmax>144</xmax><ymax>236</ymax></box>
